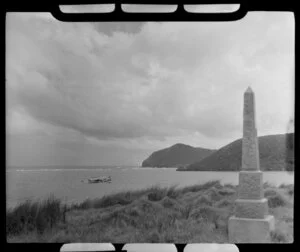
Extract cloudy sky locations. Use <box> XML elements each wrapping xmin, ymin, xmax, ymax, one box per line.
<box><xmin>6</xmin><ymin>12</ymin><xmax>294</xmax><ymax>166</ymax></box>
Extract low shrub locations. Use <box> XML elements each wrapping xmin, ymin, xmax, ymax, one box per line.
<box><xmin>179</xmin><ymin>204</ymin><xmax>194</xmax><ymax>219</ymax></box>
<box><xmin>166</xmin><ymin>185</ymin><xmax>180</xmax><ymax>199</ymax></box>
<box><xmin>100</xmin><ymin>208</ymin><xmax>137</xmax><ymax>228</ymax></box>
<box><xmin>214</xmin><ymin>199</ymin><xmax>232</xmax><ymax>208</ymax></box>
<box><xmin>193</xmin><ymin>195</ymin><xmax>212</xmax><ymax>207</ymax></box>
<box><xmin>271</xmin><ymin>230</ymin><xmax>289</xmax><ymax>243</ymax></box>
<box><xmin>125</xmin><ymin>207</ymin><xmax>142</xmax><ymax>218</ymax></box>
<box><xmin>180</xmin><ymin>180</ymin><xmax>222</xmax><ymax>195</ymax></box>
<box><xmin>161</xmin><ymin>196</ymin><xmax>179</xmax><ymax>208</ymax></box>
<box><xmin>263</xmin><ymin>182</ymin><xmax>275</xmax><ymax>189</ymax></box>
<box><xmin>205</xmin><ymin>187</ymin><xmax>222</xmax><ymax>202</ymax></box>
<box><xmin>217</xmin><ymin>187</ymin><xmax>236</xmax><ymax>196</ymax></box>
<box><xmin>48</xmin><ymin>230</ymin><xmax>73</xmax><ymax>243</ymax></box>
<box><xmin>190</xmin><ymin>206</ymin><xmax>219</xmax><ymax>223</ymax></box>
<box><xmin>147</xmin><ymin>230</ymin><xmax>161</xmax><ymax>242</ymax></box>
<box><xmin>265</xmin><ymin>190</ymin><xmax>288</xmax><ymax>208</ymax></box>
<box><xmin>96</xmin><ymin>195</ymin><xmax>132</xmax><ymax>208</ymax></box>
<box><xmin>279</xmin><ymin>184</ymin><xmax>294</xmax><ymax>196</ymax></box>
<box><xmin>147</xmin><ymin>190</ymin><xmax>165</xmax><ymax>201</ymax></box>
<box><xmin>223</xmin><ymin>183</ymin><xmax>237</xmax><ymax>190</ymax></box>
<box><xmin>287</xmin><ymin>187</ymin><xmax>294</xmax><ymax>196</ymax></box>
<box><xmin>77</xmin><ymin>194</ymin><xmax>132</xmax><ymax>210</ymax></box>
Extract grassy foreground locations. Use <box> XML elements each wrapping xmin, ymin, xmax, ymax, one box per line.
<box><xmin>6</xmin><ymin>180</ymin><xmax>293</xmax><ymax>243</ymax></box>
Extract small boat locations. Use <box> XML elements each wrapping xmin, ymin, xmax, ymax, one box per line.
<box><xmin>87</xmin><ymin>176</ymin><xmax>111</xmax><ymax>184</ymax></box>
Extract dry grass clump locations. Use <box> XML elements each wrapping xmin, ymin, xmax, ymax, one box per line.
<box><xmin>193</xmin><ymin>195</ymin><xmax>213</xmax><ymax>207</ymax></box>
<box><xmin>6</xmin><ymin>195</ymin><xmax>65</xmax><ymax>236</ymax></box>
<box><xmin>271</xmin><ymin>230</ymin><xmax>289</xmax><ymax>243</ymax></box>
<box><xmin>178</xmin><ymin>180</ymin><xmax>221</xmax><ymax>195</ymax></box>
<box><xmin>279</xmin><ymin>184</ymin><xmax>294</xmax><ymax>196</ymax></box>
<box><xmin>214</xmin><ymin>199</ymin><xmax>233</xmax><ymax>208</ymax></box>
<box><xmin>264</xmin><ymin>188</ymin><xmax>289</xmax><ymax>208</ymax></box>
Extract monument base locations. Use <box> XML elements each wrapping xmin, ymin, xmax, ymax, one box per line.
<box><xmin>228</xmin><ymin>215</ymin><xmax>275</xmax><ymax>243</ymax></box>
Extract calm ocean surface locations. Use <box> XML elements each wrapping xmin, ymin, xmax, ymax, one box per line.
<box><xmin>6</xmin><ymin>166</ymin><xmax>294</xmax><ymax>208</ymax></box>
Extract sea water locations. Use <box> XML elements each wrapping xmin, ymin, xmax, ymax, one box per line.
<box><xmin>6</xmin><ymin>166</ymin><xmax>294</xmax><ymax>208</ymax></box>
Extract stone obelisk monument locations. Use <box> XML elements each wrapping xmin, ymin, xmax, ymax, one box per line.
<box><xmin>228</xmin><ymin>87</ymin><xmax>275</xmax><ymax>243</ymax></box>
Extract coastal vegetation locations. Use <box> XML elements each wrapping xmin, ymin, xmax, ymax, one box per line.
<box><xmin>6</xmin><ymin>180</ymin><xmax>293</xmax><ymax>243</ymax></box>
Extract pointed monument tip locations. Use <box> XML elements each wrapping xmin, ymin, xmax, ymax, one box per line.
<box><xmin>245</xmin><ymin>86</ymin><xmax>253</xmax><ymax>93</ymax></box>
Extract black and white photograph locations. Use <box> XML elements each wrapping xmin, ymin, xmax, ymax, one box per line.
<box><xmin>6</xmin><ymin>8</ymin><xmax>294</xmax><ymax>243</ymax></box>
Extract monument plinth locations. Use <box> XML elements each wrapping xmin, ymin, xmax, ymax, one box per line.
<box><xmin>228</xmin><ymin>87</ymin><xmax>274</xmax><ymax>243</ymax></box>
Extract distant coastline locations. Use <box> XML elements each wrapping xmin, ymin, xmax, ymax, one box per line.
<box><xmin>141</xmin><ymin>133</ymin><xmax>294</xmax><ymax>172</ymax></box>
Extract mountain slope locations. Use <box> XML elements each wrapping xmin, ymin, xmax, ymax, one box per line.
<box><xmin>141</xmin><ymin>143</ymin><xmax>216</xmax><ymax>168</ymax></box>
<box><xmin>183</xmin><ymin>133</ymin><xmax>294</xmax><ymax>171</ymax></box>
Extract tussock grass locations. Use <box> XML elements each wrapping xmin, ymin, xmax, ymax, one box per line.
<box><xmin>263</xmin><ymin>182</ymin><xmax>276</xmax><ymax>189</ymax></box>
<box><xmin>147</xmin><ymin>190</ymin><xmax>166</xmax><ymax>201</ymax></box>
<box><xmin>271</xmin><ymin>230</ymin><xmax>289</xmax><ymax>243</ymax></box>
<box><xmin>190</xmin><ymin>206</ymin><xmax>219</xmax><ymax>221</ymax></box>
<box><xmin>6</xmin><ymin>195</ymin><xmax>65</xmax><ymax>236</ymax></box>
<box><xmin>7</xmin><ymin>181</ymin><xmax>293</xmax><ymax>243</ymax></box>
<box><xmin>214</xmin><ymin>199</ymin><xmax>233</xmax><ymax>208</ymax></box>
<box><xmin>223</xmin><ymin>183</ymin><xmax>237</xmax><ymax>189</ymax></box>
<box><xmin>217</xmin><ymin>187</ymin><xmax>236</xmax><ymax>196</ymax></box>
<box><xmin>74</xmin><ymin>193</ymin><xmax>133</xmax><ymax>209</ymax></box>
<box><xmin>264</xmin><ymin>188</ymin><xmax>289</xmax><ymax>208</ymax></box>
<box><xmin>279</xmin><ymin>184</ymin><xmax>294</xmax><ymax>196</ymax></box>
<box><xmin>179</xmin><ymin>180</ymin><xmax>222</xmax><ymax>195</ymax></box>
<box><xmin>161</xmin><ymin>196</ymin><xmax>180</xmax><ymax>209</ymax></box>
<box><xmin>193</xmin><ymin>195</ymin><xmax>213</xmax><ymax>207</ymax></box>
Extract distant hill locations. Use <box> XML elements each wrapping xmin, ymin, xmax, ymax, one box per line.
<box><xmin>181</xmin><ymin>133</ymin><xmax>294</xmax><ymax>171</ymax></box>
<box><xmin>141</xmin><ymin>143</ymin><xmax>216</xmax><ymax>168</ymax></box>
